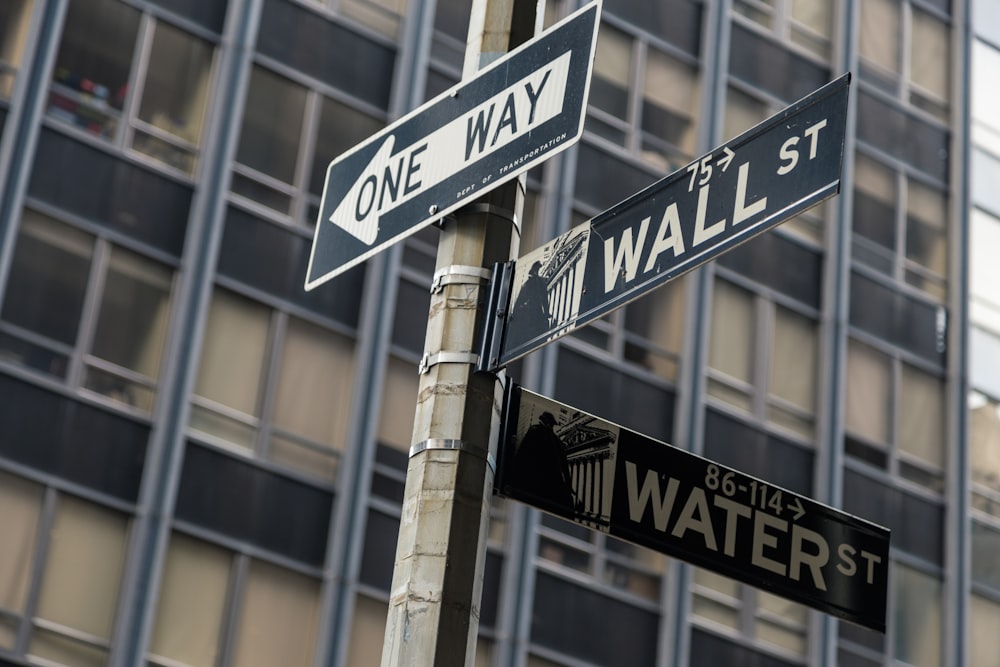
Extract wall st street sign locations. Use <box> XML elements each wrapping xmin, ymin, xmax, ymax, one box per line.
<box><xmin>496</xmin><ymin>384</ymin><xmax>890</xmax><ymax>632</ymax></box>
<box><xmin>488</xmin><ymin>74</ymin><xmax>850</xmax><ymax>369</ymax></box>
<box><xmin>304</xmin><ymin>1</ymin><xmax>601</xmax><ymax>291</ymax></box>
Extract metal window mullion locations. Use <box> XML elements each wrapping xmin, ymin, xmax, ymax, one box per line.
<box><xmin>290</xmin><ymin>90</ymin><xmax>322</xmax><ymax>225</ymax></box>
<box><xmin>121</xmin><ymin>13</ymin><xmax>156</xmax><ymax>150</ymax></box>
<box><xmin>254</xmin><ymin>310</ymin><xmax>287</xmax><ymax>459</ymax></box>
<box><xmin>217</xmin><ymin>551</ymin><xmax>248</xmax><ymax>667</ymax></box>
<box><xmin>67</xmin><ymin>239</ymin><xmax>110</xmax><ymax>390</ymax></box>
<box><xmin>15</xmin><ymin>486</ymin><xmax>59</xmax><ymax>654</ymax></box>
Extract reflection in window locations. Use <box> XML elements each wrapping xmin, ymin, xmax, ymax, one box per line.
<box><xmin>29</xmin><ymin>496</ymin><xmax>129</xmax><ymax>666</ymax></box>
<box><xmin>0</xmin><ymin>210</ymin><xmax>176</xmax><ymax>411</ymax></box>
<box><xmin>47</xmin><ymin>0</ymin><xmax>217</xmax><ymax>174</ymax></box>
<box><xmin>734</xmin><ymin>0</ymin><xmax>834</xmax><ymax>59</ymax></box>
<box><xmin>0</xmin><ymin>0</ymin><xmax>34</xmax><ymax>98</ymax></box>
<box><xmin>147</xmin><ymin>533</ymin><xmax>323</xmax><ymax>667</ymax></box>
<box><xmin>340</xmin><ymin>0</ymin><xmax>408</xmax><ymax>38</ymax></box>
<box><xmin>588</xmin><ymin>22</ymin><xmax>700</xmax><ymax>172</ymax></box>
<box><xmin>893</xmin><ymin>565</ymin><xmax>942</xmax><ymax>667</ymax></box>
<box><xmin>0</xmin><ymin>471</ymin><xmax>43</xmax><ymax>650</ymax></box>
<box><xmin>191</xmin><ymin>288</ymin><xmax>355</xmax><ymax>481</ymax></box>
<box><xmin>972</xmin><ymin>41</ymin><xmax>1000</xmax><ymax>156</ymax></box>
<box><xmin>970</xmin><ymin>593</ymin><xmax>1000</xmax><ymax>667</ymax></box>
<box><xmin>970</xmin><ymin>390</ymin><xmax>1000</xmax><ymax>517</ymax></box>
<box><xmin>708</xmin><ymin>277</ymin><xmax>819</xmax><ymax>440</ymax></box>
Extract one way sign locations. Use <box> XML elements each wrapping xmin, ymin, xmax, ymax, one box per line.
<box><xmin>305</xmin><ymin>1</ymin><xmax>601</xmax><ymax>291</ymax></box>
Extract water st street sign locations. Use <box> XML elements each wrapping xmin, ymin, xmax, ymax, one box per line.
<box><xmin>304</xmin><ymin>1</ymin><xmax>601</xmax><ymax>291</ymax></box>
<box><xmin>496</xmin><ymin>383</ymin><xmax>890</xmax><ymax>632</ymax></box>
<box><xmin>490</xmin><ymin>74</ymin><xmax>850</xmax><ymax>368</ymax></box>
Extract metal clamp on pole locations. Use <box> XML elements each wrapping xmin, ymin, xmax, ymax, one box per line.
<box><xmin>418</xmin><ymin>350</ymin><xmax>481</xmax><ymax>374</ymax></box>
<box><xmin>477</xmin><ymin>260</ymin><xmax>515</xmax><ymax>373</ymax></box>
<box><xmin>409</xmin><ymin>438</ymin><xmax>496</xmax><ymax>474</ymax></box>
<box><xmin>430</xmin><ymin>265</ymin><xmax>493</xmax><ymax>294</ymax></box>
<box><xmin>459</xmin><ymin>202</ymin><xmax>521</xmax><ymax>233</ymax></box>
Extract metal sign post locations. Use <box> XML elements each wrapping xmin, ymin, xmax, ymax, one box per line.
<box><xmin>378</xmin><ymin>3</ymin><xmax>601</xmax><ymax>666</ymax></box>
<box><xmin>496</xmin><ymin>384</ymin><xmax>890</xmax><ymax>632</ymax></box>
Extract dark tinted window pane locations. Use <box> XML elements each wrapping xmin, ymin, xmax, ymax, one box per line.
<box><xmin>703</xmin><ymin>409</ymin><xmax>814</xmax><ymax>496</ymax></box>
<box><xmin>691</xmin><ymin>629</ymin><xmax>799</xmax><ymax>667</ymax></box>
<box><xmin>972</xmin><ymin>521</ymin><xmax>1000</xmax><ymax>590</ymax></box>
<box><xmin>729</xmin><ymin>24</ymin><xmax>829</xmax><ymax>103</ymax></box>
<box><xmin>359</xmin><ymin>509</ymin><xmax>399</xmax><ymax>591</ymax></box>
<box><xmin>857</xmin><ymin>92</ymin><xmax>949</xmax><ymax>181</ymax></box>
<box><xmin>533</xmin><ymin>571</ymin><xmax>658</xmax><ymax>666</ymax></box>
<box><xmin>574</xmin><ymin>142</ymin><xmax>658</xmax><ymax>212</ymax></box>
<box><xmin>843</xmin><ymin>468</ymin><xmax>943</xmax><ymax>564</ymax></box>
<box><xmin>176</xmin><ymin>443</ymin><xmax>333</xmax><ymax>565</ymax></box>
<box><xmin>217</xmin><ymin>207</ymin><xmax>363</xmax><ymax>327</ymax></box>
<box><xmin>853</xmin><ymin>188</ymin><xmax>896</xmax><ymax>249</ymax></box>
<box><xmin>849</xmin><ymin>272</ymin><xmax>945</xmax><ymax>364</ymax></box>
<box><xmin>392</xmin><ymin>280</ymin><xmax>431</xmax><ymax>354</ymax></box>
<box><xmin>0</xmin><ymin>374</ymin><xmax>148</xmax><ymax>501</ymax></box>
<box><xmin>2</xmin><ymin>215</ymin><xmax>91</xmax><ymax>345</ymax></box>
<box><xmin>30</xmin><ymin>130</ymin><xmax>191</xmax><ymax>255</ymax></box>
<box><xmin>555</xmin><ymin>348</ymin><xmax>675</xmax><ymax>443</ymax></box>
<box><xmin>258</xmin><ymin>0</ymin><xmax>394</xmax><ymax>109</ymax></box>
<box><xmin>717</xmin><ymin>231</ymin><xmax>822</xmax><ymax>308</ymax></box>
<box><xmin>150</xmin><ymin>0</ymin><xmax>228</xmax><ymax>32</ymax></box>
<box><xmin>604</xmin><ymin>0</ymin><xmax>701</xmax><ymax>55</ymax></box>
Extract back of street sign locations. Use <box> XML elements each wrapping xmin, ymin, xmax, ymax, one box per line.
<box><xmin>304</xmin><ymin>1</ymin><xmax>601</xmax><ymax>291</ymax></box>
<box><xmin>488</xmin><ymin>74</ymin><xmax>850</xmax><ymax>369</ymax></box>
<box><xmin>496</xmin><ymin>383</ymin><xmax>890</xmax><ymax>632</ymax></box>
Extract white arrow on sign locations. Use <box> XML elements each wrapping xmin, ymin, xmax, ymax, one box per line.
<box><xmin>329</xmin><ymin>50</ymin><xmax>572</xmax><ymax>245</ymax></box>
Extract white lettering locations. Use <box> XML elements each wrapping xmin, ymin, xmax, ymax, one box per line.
<box><xmin>837</xmin><ymin>543</ymin><xmax>857</xmax><ymax>577</ymax></box>
<box><xmin>804</xmin><ymin>118</ymin><xmax>828</xmax><ymax>159</ymax></box>
<box><xmin>643</xmin><ymin>203</ymin><xmax>687</xmax><ymax>272</ymax></box>
<box><xmin>752</xmin><ymin>511</ymin><xmax>788</xmax><ymax>576</ymax></box>
<box><xmin>603</xmin><ymin>218</ymin><xmax>650</xmax><ymax>292</ymax></box>
<box><xmin>860</xmin><ymin>549</ymin><xmax>882</xmax><ymax>585</ymax></box>
<box><xmin>692</xmin><ymin>184</ymin><xmax>726</xmax><ymax>245</ymax></box>
<box><xmin>670</xmin><ymin>487</ymin><xmax>718</xmax><ymax>551</ymax></box>
<box><xmin>625</xmin><ymin>461</ymin><xmax>679</xmax><ymax>531</ymax></box>
<box><xmin>790</xmin><ymin>524</ymin><xmax>829</xmax><ymax>591</ymax></box>
<box><xmin>733</xmin><ymin>161</ymin><xmax>767</xmax><ymax>225</ymax></box>
<box><xmin>713</xmin><ymin>495</ymin><xmax>752</xmax><ymax>557</ymax></box>
<box><xmin>777</xmin><ymin>136</ymin><xmax>799</xmax><ymax>175</ymax></box>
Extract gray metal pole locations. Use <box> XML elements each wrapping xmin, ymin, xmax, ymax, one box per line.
<box><xmin>379</xmin><ymin>1</ymin><xmax>541</xmax><ymax>665</ymax></box>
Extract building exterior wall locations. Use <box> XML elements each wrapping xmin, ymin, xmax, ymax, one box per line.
<box><xmin>0</xmin><ymin>0</ymin><xmax>979</xmax><ymax>666</ymax></box>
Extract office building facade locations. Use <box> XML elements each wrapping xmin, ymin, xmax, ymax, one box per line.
<box><xmin>0</xmin><ymin>0</ymin><xmax>988</xmax><ymax>665</ymax></box>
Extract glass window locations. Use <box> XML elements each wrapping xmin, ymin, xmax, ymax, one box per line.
<box><xmin>734</xmin><ymin>0</ymin><xmax>834</xmax><ymax>59</ymax></box>
<box><xmin>231</xmin><ymin>560</ymin><xmax>321</xmax><ymax>666</ymax></box>
<box><xmin>859</xmin><ymin>0</ymin><xmax>900</xmax><ymax>78</ymax></box>
<box><xmin>378</xmin><ymin>356</ymin><xmax>419</xmax><ymax>452</ymax></box>
<box><xmin>0</xmin><ymin>471</ymin><xmax>42</xmax><ymax>649</ymax></box>
<box><xmin>1</xmin><ymin>211</ymin><xmax>93</xmax><ymax>352</ymax></box>
<box><xmin>191</xmin><ymin>289</ymin><xmax>270</xmax><ymax>447</ymax></box>
<box><xmin>133</xmin><ymin>22</ymin><xmax>214</xmax><ymax>172</ymax></box>
<box><xmin>909</xmin><ymin>8</ymin><xmax>950</xmax><ymax>117</ymax></box>
<box><xmin>971</xmin><ymin>209</ymin><xmax>1000</xmax><ymax>333</ymax></box>
<box><xmin>269</xmin><ymin>317</ymin><xmax>354</xmax><ymax>478</ymax></box>
<box><xmin>346</xmin><ymin>595</ymin><xmax>389</xmax><ymax>666</ymax></box>
<box><xmin>898</xmin><ymin>364</ymin><xmax>945</xmax><ymax>471</ymax></box>
<box><xmin>970</xmin><ymin>390</ymin><xmax>1000</xmax><ymax>516</ymax></box>
<box><xmin>339</xmin><ymin>0</ymin><xmax>408</xmax><ymax>38</ymax></box>
<box><xmin>48</xmin><ymin>0</ymin><xmax>218</xmax><ymax>175</ymax></box>
<box><xmin>970</xmin><ymin>593</ymin><xmax>1000</xmax><ymax>667</ymax></box>
<box><xmin>972</xmin><ymin>521</ymin><xmax>1000</xmax><ymax>590</ymax></box>
<box><xmin>709</xmin><ymin>279</ymin><xmax>754</xmax><ymax>410</ymax></box>
<box><xmin>29</xmin><ymin>496</ymin><xmax>129</xmax><ymax>666</ymax></box>
<box><xmin>148</xmin><ymin>533</ymin><xmax>229</xmax><ymax>666</ymax></box>
<box><xmin>972</xmin><ymin>41</ymin><xmax>1000</xmax><ymax>156</ymax></box>
<box><xmin>588</xmin><ymin>21</ymin><xmax>700</xmax><ymax>171</ymax></box>
<box><xmin>769</xmin><ymin>306</ymin><xmax>817</xmax><ymax>435</ymax></box>
<box><xmin>234</xmin><ymin>66</ymin><xmax>306</xmax><ymax>212</ymax></box>
<box><xmin>310</xmin><ymin>95</ymin><xmax>384</xmax><ymax>197</ymax></box>
<box><xmin>0</xmin><ymin>210</ymin><xmax>176</xmax><ymax>411</ymax></box>
<box><xmin>85</xmin><ymin>247</ymin><xmax>174</xmax><ymax>411</ymax></box>
<box><xmin>0</xmin><ymin>0</ymin><xmax>34</xmax><ymax>98</ymax></box>
<box><xmin>845</xmin><ymin>340</ymin><xmax>891</xmax><ymax>444</ymax></box>
<box><xmin>893</xmin><ymin>565</ymin><xmax>942</xmax><ymax>666</ymax></box>
<box><xmin>623</xmin><ymin>279</ymin><xmax>685</xmax><ymax>381</ymax></box>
